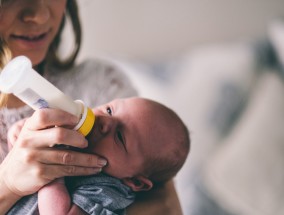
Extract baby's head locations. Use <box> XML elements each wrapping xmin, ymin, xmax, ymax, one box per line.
<box><xmin>87</xmin><ymin>97</ymin><xmax>190</xmax><ymax>191</ymax></box>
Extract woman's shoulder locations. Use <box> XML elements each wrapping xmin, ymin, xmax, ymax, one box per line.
<box><xmin>75</xmin><ymin>58</ymin><xmax>130</xmax><ymax>81</ymax></box>
<box><xmin>47</xmin><ymin>57</ymin><xmax>131</xmax><ymax>80</ymax></box>
<box><xmin>46</xmin><ymin>58</ymin><xmax>138</xmax><ymax>107</ymax></box>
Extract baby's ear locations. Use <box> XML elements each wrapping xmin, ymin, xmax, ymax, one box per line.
<box><xmin>122</xmin><ymin>175</ymin><xmax>153</xmax><ymax>192</ymax></box>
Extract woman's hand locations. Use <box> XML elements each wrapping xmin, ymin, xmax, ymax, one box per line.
<box><xmin>0</xmin><ymin>108</ymin><xmax>106</xmax><ymax>197</ymax></box>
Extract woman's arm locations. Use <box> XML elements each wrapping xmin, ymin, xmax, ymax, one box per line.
<box><xmin>0</xmin><ymin>108</ymin><xmax>106</xmax><ymax>214</ymax></box>
<box><xmin>126</xmin><ymin>180</ymin><xmax>183</xmax><ymax>215</ymax></box>
<box><xmin>0</xmin><ymin>172</ymin><xmax>21</xmax><ymax>214</ymax></box>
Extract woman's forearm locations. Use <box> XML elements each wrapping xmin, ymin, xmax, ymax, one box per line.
<box><xmin>0</xmin><ymin>174</ymin><xmax>21</xmax><ymax>214</ymax></box>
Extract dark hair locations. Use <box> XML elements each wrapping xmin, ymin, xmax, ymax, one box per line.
<box><xmin>148</xmin><ymin>125</ymin><xmax>190</xmax><ymax>187</ymax></box>
<box><xmin>41</xmin><ymin>0</ymin><xmax>82</xmax><ymax>71</ymax></box>
<box><xmin>142</xmin><ymin>103</ymin><xmax>191</xmax><ymax>187</ymax></box>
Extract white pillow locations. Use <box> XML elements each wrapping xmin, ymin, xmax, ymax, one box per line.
<box><xmin>175</xmin><ymin>44</ymin><xmax>258</xmax><ymax>179</ymax></box>
<box><xmin>173</xmin><ymin>43</ymin><xmax>259</xmax><ymax>214</ymax></box>
<box><xmin>203</xmin><ymin>72</ymin><xmax>284</xmax><ymax>215</ymax></box>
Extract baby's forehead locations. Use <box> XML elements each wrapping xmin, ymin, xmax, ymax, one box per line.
<box><xmin>110</xmin><ymin>97</ymin><xmax>175</xmax><ymax>125</ymax></box>
<box><xmin>110</xmin><ymin>97</ymin><xmax>150</xmax><ymax>109</ymax></box>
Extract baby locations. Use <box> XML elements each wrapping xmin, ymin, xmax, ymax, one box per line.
<box><xmin>8</xmin><ymin>97</ymin><xmax>190</xmax><ymax>215</ymax></box>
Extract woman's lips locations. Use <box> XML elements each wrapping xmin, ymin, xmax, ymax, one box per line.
<box><xmin>11</xmin><ymin>33</ymin><xmax>46</xmax><ymax>41</ymax></box>
<box><xmin>10</xmin><ymin>31</ymin><xmax>50</xmax><ymax>49</ymax></box>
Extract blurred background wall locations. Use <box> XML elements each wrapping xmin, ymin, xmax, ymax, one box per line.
<box><xmin>71</xmin><ymin>1</ymin><xmax>284</xmax><ymax>215</ymax></box>
<box><xmin>77</xmin><ymin>0</ymin><xmax>284</xmax><ymax>61</ymax></box>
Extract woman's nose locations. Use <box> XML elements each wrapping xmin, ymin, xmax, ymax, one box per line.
<box><xmin>21</xmin><ymin>1</ymin><xmax>50</xmax><ymax>24</ymax></box>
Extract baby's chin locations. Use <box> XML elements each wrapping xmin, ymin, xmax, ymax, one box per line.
<box><xmin>102</xmin><ymin>165</ymin><xmax>127</xmax><ymax>180</ymax></box>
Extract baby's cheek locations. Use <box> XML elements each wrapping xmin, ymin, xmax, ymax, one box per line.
<box><xmin>102</xmin><ymin>161</ymin><xmax>124</xmax><ymax>179</ymax></box>
<box><xmin>102</xmin><ymin>164</ymin><xmax>115</xmax><ymax>177</ymax></box>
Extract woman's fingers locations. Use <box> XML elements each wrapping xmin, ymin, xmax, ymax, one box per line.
<box><xmin>25</xmin><ymin>108</ymin><xmax>79</xmax><ymax>130</ymax></box>
<box><xmin>17</xmin><ymin>127</ymin><xmax>88</xmax><ymax>148</ymax></box>
<box><xmin>25</xmin><ymin>149</ymin><xmax>106</xmax><ymax>181</ymax></box>
<box><xmin>2</xmin><ymin>146</ymin><xmax>106</xmax><ymax>196</ymax></box>
<box><xmin>7</xmin><ymin>118</ymin><xmax>27</xmax><ymax>148</ymax></box>
<box><xmin>38</xmin><ymin>164</ymin><xmax>102</xmax><ymax>180</ymax></box>
<box><xmin>3</xmin><ymin>107</ymin><xmax>107</xmax><ymax>197</ymax></box>
<box><xmin>36</xmin><ymin>149</ymin><xmax>107</xmax><ymax>169</ymax></box>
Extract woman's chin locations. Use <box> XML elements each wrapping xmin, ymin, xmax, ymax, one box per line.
<box><xmin>25</xmin><ymin>54</ymin><xmax>46</xmax><ymax>67</ymax></box>
<box><xmin>12</xmin><ymin>50</ymin><xmax>47</xmax><ymax>67</ymax></box>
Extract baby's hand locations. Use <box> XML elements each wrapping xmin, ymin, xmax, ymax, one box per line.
<box><xmin>7</xmin><ymin>118</ymin><xmax>27</xmax><ymax>149</ymax></box>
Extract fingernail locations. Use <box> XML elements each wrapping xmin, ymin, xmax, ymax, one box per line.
<box><xmin>83</xmin><ymin>140</ymin><xmax>88</xmax><ymax>147</ymax></box>
<box><xmin>98</xmin><ymin>158</ymin><xmax>107</xmax><ymax>167</ymax></box>
<box><xmin>72</xmin><ymin>115</ymin><xmax>80</xmax><ymax>125</ymax></box>
<box><xmin>95</xmin><ymin>168</ymin><xmax>102</xmax><ymax>173</ymax></box>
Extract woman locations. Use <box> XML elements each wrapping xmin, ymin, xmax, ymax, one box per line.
<box><xmin>0</xmin><ymin>0</ymin><xmax>182</xmax><ymax>214</ymax></box>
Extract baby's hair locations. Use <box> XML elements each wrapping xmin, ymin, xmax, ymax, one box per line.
<box><xmin>149</xmin><ymin>127</ymin><xmax>190</xmax><ymax>185</ymax></box>
<box><xmin>147</xmin><ymin>123</ymin><xmax>190</xmax><ymax>186</ymax></box>
<box><xmin>141</xmin><ymin>100</ymin><xmax>191</xmax><ymax>187</ymax></box>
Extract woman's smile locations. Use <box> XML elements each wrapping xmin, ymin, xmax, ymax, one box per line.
<box><xmin>0</xmin><ymin>0</ymin><xmax>67</xmax><ymax>65</ymax></box>
<box><xmin>9</xmin><ymin>29</ymin><xmax>51</xmax><ymax>50</ymax></box>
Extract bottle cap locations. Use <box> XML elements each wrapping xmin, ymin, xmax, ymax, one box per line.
<box><xmin>73</xmin><ymin>100</ymin><xmax>95</xmax><ymax>136</ymax></box>
<box><xmin>0</xmin><ymin>56</ymin><xmax>32</xmax><ymax>94</ymax></box>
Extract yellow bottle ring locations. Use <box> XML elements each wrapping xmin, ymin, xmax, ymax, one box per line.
<box><xmin>73</xmin><ymin>100</ymin><xmax>95</xmax><ymax>136</ymax></box>
<box><xmin>78</xmin><ymin>107</ymin><xmax>95</xmax><ymax>136</ymax></box>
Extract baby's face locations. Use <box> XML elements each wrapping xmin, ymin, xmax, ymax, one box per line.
<box><xmin>86</xmin><ymin>98</ymin><xmax>156</xmax><ymax>179</ymax></box>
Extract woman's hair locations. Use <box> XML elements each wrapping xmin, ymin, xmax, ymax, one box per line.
<box><xmin>40</xmin><ymin>0</ymin><xmax>82</xmax><ymax>71</ymax></box>
<box><xmin>0</xmin><ymin>39</ymin><xmax>11</xmax><ymax>69</ymax></box>
<box><xmin>0</xmin><ymin>0</ymin><xmax>82</xmax><ymax>106</ymax></box>
<box><xmin>0</xmin><ymin>39</ymin><xmax>12</xmax><ymax>107</ymax></box>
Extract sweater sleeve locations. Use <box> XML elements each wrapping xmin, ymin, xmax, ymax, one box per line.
<box><xmin>45</xmin><ymin>58</ymin><xmax>138</xmax><ymax>108</ymax></box>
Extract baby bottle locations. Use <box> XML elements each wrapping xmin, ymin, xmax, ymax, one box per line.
<box><xmin>0</xmin><ymin>56</ymin><xmax>95</xmax><ymax>136</ymax></box>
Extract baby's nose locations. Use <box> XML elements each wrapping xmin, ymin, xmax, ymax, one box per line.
<box><xmin>98</xmin><ymin>115</ymin><xmax>114</xmax><ymax>135</ymax></box>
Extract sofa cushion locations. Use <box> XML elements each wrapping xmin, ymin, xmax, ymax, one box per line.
<box><xmin>203</xmin><ymin>72</ymin><xmax>284</xmax><ymax>215</ymax></box>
